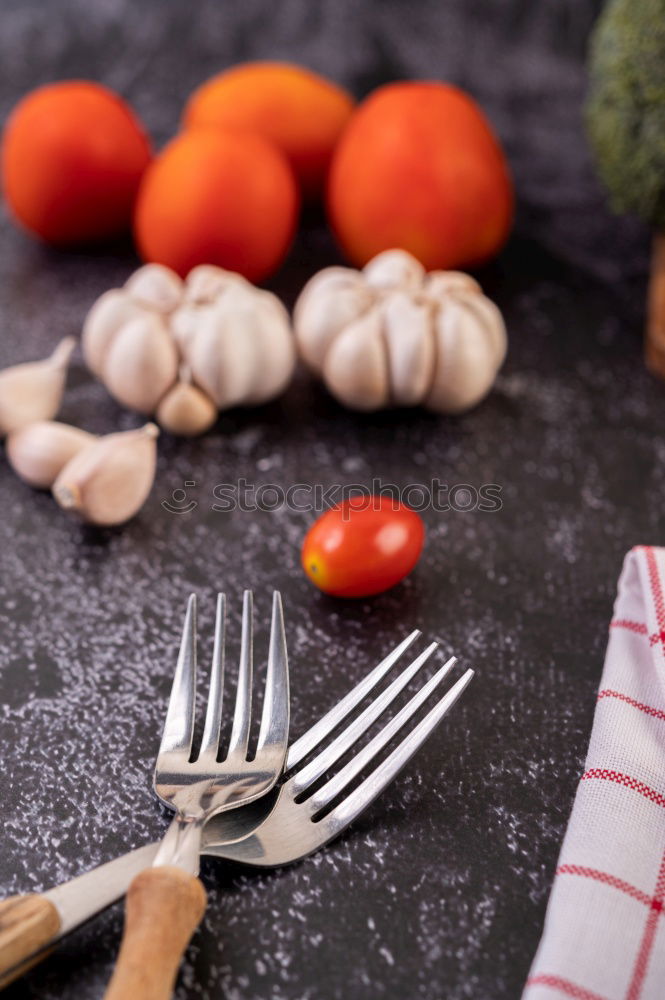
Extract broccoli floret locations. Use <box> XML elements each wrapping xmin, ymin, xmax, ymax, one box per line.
<box><xmin>586</xmin><ymin>0</ymin><xmax>665</xmax><ymax>228</ymax></box>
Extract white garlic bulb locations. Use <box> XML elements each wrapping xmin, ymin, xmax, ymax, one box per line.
<box><xmin>294</xmin><ymin>249</ymin><xmax>507</xmax><ymax>414</ymax></box>
<box><xmin>6</xmin><ymin>421</ymin><xmax>96</xmax><ymax>489</ymax></box>
<box><xmin>82</xmin><ymin>263</ymin><xmax>296</xmax><ymax>434</ymax></box>
<box><xmin>52</xmin><ymin>423</ymin><xmax>159</xmax><ymax>526</ymax></box>
<box><xmin>0</xmin><ymin>337</ymin><xmax>76</xmax><ymax>436</ymax></box>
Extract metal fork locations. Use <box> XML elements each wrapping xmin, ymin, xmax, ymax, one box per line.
<box><xmin>103</xmin><ymin>590</ymin><xmax>290</xmax><ymax>1000</ymax></box>
<box><xmin>0</xmin><ymin>631</ymin><xmax>471</xmax><ymax>992</ymax></box>
<box><xmin>205</xmin><ymin>630</ymin><xmax>473</xmax><ymax>866</ymax></box>
<box><xmin>152</xmin><ymin>590</ymin><xmax>289</xmax><ymax>872</ymax></box>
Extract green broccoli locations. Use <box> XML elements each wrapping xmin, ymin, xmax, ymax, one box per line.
<box><xmin>586</xmin><ymin>0</ymin><xmax>665</xmax><ymax>375</ymax></box>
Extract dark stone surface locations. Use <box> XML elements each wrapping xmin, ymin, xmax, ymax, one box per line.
<box><xmin>0</xmin><ymin>2</ymin><xmax>660</xmax><ymax>998</ymax></box>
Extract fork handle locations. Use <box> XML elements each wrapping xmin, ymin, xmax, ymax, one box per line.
<box><xmin>103</xmin><ymin>866</ymin><xmax>206</xmax><ymax>1000</ymax></box>
<box><xmin>0</xmin><ymin>894</ymin><xmax>60</xmax><ymax>988</ymax></box>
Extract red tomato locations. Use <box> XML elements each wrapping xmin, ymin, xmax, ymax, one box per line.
<box><xmin>2</xmin><ymin>81</ymin><xmax>151</xmax><ymax>246</ymax></box>
<box><xmin>301</xmin><ymin>495</ymin><xmax>424</xmax><ymax>598</ymax></box>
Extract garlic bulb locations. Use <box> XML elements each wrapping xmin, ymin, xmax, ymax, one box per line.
<box><xmin>156</xmin><ymin>368</ymin><xmax>218</xmax><ymax>436</ymax></box>
<box><xmin>0</xmin><ymin>337</ymin><xmax>76</xmax><ymax>436</ymax></box>
<box><xmin>6</xmin><ymin>421</ymin><xmax>96</xmax><ymax>489</ymax></box>
<box><xmin>52</xmin><ymin>423</ymin><xmax>159</xmax><ymax>526</ymax></box>
<box><xmin>82</xmin><ymin>263</ymin><xmax>295</xmax><ymax>434</ymax></box>
<box><xmin>294</xmin><ymin>249</ymin><xmax>507</xmax><ymax>414</ymax></box>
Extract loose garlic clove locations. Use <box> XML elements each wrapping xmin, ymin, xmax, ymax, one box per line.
<box><xmin>52</xmin><ymin>423</ymin><xmax>159</xmax><ymax>526</ymax></box>
<box><xmin>322</xmin><ymin>307</ymin><xmax>390</xmax><ymax>411</ymax></box>
<box><xmin>82</xmin><ymin>289</ymin><xmax>145</xmax><ymax>376</ymax></box>
<box><xmin>294</xmin><ymin>267</ymin><xmax>372</xmax><ymax>373</ymax></box>
<box><xmin>102</xmin><ymin>313</ymin><xmax>179</xmax><ymax>414</ymax></box>
<box><xmin>381</xmin><ymin>292</ymin><xmax>435</xmax><ymax>406</ymax></box>
<box><xmin>363</xmin><ymin>249</ymin><xmax>426</xmax><ymax>292</ymax></box>
<box><xmin>0</xmin><ymin>337</ymin><xmax>76</xmax><ymax>436</ymax></box>
<box><xmin>124</xmin><ymin>264</ymin><xmax>184</xmax><ymax>313</ymax></box>
<box><xmin>156</xmin><ymin>370</ymin><xmax>217</xmax><ymax>436</ymax></box>
<box><xmin>6</xmin><ymin>421</ymin><xmax>96</xmax><ymax>489</ymax></box>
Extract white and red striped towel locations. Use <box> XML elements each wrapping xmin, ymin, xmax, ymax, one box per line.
<box><xmin>524</xmin><ymin>546</ymin><xmax>665</xmax><ymax>1000</ymax></box>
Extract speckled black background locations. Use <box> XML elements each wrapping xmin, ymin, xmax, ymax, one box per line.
<box><xmin>0</xmin><ymin>1</ymin><xmax>661</xmax><ymax>998</ymax></box>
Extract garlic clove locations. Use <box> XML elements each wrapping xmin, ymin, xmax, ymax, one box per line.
<box><xmin>189</xmin><ymin>286</ymin><xmax>263</xmax><ymax>409</ymax></box>
<box><xmin>6</xmin><ymin>420</ymin><xmax>96</xmax><ymax>489</ymax></box>
<box><xmin>243</xmin><ymin>292</ymin><xmax>296</xmax><ymax>405</ymax></box>
<box><xmin>52</xmin><ymin>423</ymin><xmax>159</xmax><ymax>526</ymax></box>
<box><xmin>456</xmin><ymin>292</ymin><xmax>508</xmax><ymax>369</ymax></box>
<box><xmin>183</xmin><ymin>264</ymin><xmax>246</xmax><ymax>305</ymax></box>
<box><xmin>124</xmin><ymin>264</ymin><xmax>184</xmax><ymax>313</ymax></box>
<box><xmin>426</xmin><ymin>298</ymin><xmax>507</xmax><ymax>414</ymax></box>
<box><xmin>82</xmin><ymin>289</ymin><xmax>146</xmax><ymax>376</ymax></box>
<box><xmin>381</xmin><ymin>292</ymin><xmax>435</xmax><ymax>406</ymax></box>
<box><xmin>322</xmin><ymin>307</ymin><xmax>390</xmax><ymax>411</ymax></box>
<box><xmin>424</xmin><ymin>271</ymin><xmax>482</xmax><ymax>299</ymax></box>
<box><xmin>0</xmin><ymin>337</ymin><xmax>76</xmax><ymax>436</ymax></box>
<box><xmin>171</xmin><ymin>302</ymin><xmax>214</xmax><ymax>357</ymax></box>
<box><xmin>102</xmin><ymin>313</ymin><xmax>179</xmax><ymax>414</ymax></box>
<box><xmin>294</xmin><ymin>267</ymin><xmax>373</xmax><ymax>374</ymax></box>
<box><xmin>363</xmin><ymin>249</ymin><xmax>426</xmax><ymax>292</ymax></box>
<box><xmin>156</xmin><ymin>371</ymin><xmax>218</xmax><ymax>436</ymax></box>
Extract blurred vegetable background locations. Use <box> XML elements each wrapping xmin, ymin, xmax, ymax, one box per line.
<box><xmin>0</xmin><ymin>3</ymin><xmax>662</xmax><ymax>1000</ymax></box>
<box><xmin>0</xmin><ymin>0</ymin><xmax>649</xmax><ymax>291</ymax></box>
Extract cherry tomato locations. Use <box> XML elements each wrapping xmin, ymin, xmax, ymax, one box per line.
<box><xmin>301</xmin><ymin>495</ymin><xmax>424</xmax><ymax>598</ymax></box>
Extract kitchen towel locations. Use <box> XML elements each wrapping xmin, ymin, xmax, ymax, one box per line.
<box><xmin>524</xmin><ymin>545</ymin><xmax>665</xmax><ymax>1000</ymax></box>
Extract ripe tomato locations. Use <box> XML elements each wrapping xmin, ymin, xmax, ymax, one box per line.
<box><xmin>134</xmin><ymin>128</ymin><xmax>299</xmax><ymax>280</ymax></box>
<box><xmin>2</xmin><ymin>81</ymin><xmax>151</xmax><ymax>246</ymax></box>
<box><xmin>301</xmin><ymin>495</ymin><xmax>424</xmax><ymax>598</ymax></box>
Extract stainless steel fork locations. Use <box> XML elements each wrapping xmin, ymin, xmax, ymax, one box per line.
<box><xmin>152</xmin><ymin>590</ymin><xmax>289</xmax><ymax>873</ymax></box>
<box><xmin>103</xmin><ymin>590</ymin><xmax>289</xmax><ymax>1000</ymax></box>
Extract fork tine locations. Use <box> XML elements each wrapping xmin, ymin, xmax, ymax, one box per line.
<box><xmin>256</xmin><ymin>592</ymin><xmax>290</xmax><ymax>755</ymax></box>
<box><xmin>159</xmin><ymin>594</ymin><xmax>197</xmax><ymax>758</ymax></box>
<box><xmin>322</xmin><ymin>669</ymin><xmax>474</xmax><ymax>834</ymax></box>
<box><xmin>289</xmin><ymin>643</ymin><xmax>449</xmax><ymax>796</ymax></box>
<box><xmin>227</xmin><ymin>589</ymin><xmax>253</xmax><ymax>757</ymax></box>
<box><xmin>308</xmin><ymin>655</ymin><xmax>457</xmax><ymax>811</ymax></box>
<box><xmin>286</xmin><ymin>630</ymin><xmax>421</xmax><ymax>770</ymax></box>
<box><xmin>198</xmin><ymin>593</ymin><xmax>226</xmax><ymax>758</ymax></box>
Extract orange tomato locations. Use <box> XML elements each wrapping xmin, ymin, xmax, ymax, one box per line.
<box><xmin>2</xmin><ymin>81</ymin><xmax>151</xmax><ymax>245</ymax></box>
<box><xmin>184</xmin><ymin>62</ymin><xmax>355</xmax><ymax>199</ymax></box>
<box><xmin>302</xmin><ymin>496</ymin><xmax>425</xmax><ymax>598</ymax></box>
<box><xmin>327</xmin><ymin>81</ymin><xmax>513</xmax><ymax>270</ymax></box>
<box><xmin>134</xmin><ymin>128</ymin><xmax>299</xmax><ymax>281</ymax></box>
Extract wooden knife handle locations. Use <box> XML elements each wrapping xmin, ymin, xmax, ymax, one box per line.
<box><xmin>0</xmin><ymin>893</ymin><xmax>61</xmax><ymax>989</ymax></box>
<box><xmin>103</xmin><ymin>866</ymin><xmax>206</xmax><ymax>1000</ymax></box>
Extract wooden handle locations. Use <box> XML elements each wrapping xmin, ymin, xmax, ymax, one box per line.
<box><xmin>103</xmin><ymin>866</ymin><xmax>206</xmax><ymax>1000</ymax></box>
<box><xmin>0</xmin><ymin>893</ymin><xmax>61</xmax><ymax>989</ymax></box>
<box><xmin>646</xmin><ymin>231</ymin><xmax>665</xmax><ymax>378</ymax></box>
